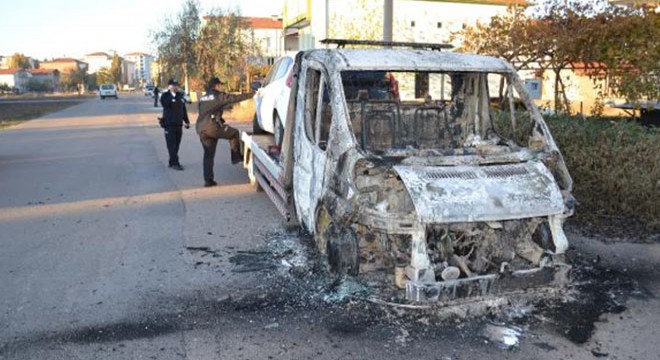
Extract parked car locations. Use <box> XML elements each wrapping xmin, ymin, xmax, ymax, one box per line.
<box><xmin>253</xmin><ymin>55</ymin><xmax>295</xmax><ymax>145</ymax></box>
<box><xmin>99</xmin><ymin>84</ymin><xmax>118</xmax><ymax>99</ymax></box>
<box><xmin>144</xmin><ymin>85</ymin><xmax>155</xmax><ymax>97</ymax></box>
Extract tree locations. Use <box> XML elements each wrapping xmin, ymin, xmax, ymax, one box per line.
<box><xmin>7</xmin><ymin>53</ymin><xmax>31</xmax><ymax>69</ymax></box>
<box><xmin>528</xmin><ymin>1</ymin><xmax>590</xmax><ymax>114</ymax></box>
<box><xmin>86</xmin><ymin>73</ymin><xmax>98</xmax><ymax>90</ymax></box>
<box><xmin>579</xmin><ymin>6</ymin><xmax>659</xmax><ymax>104</ymax></box>
<box><xmin>152</xmin><ymin>0</ymin><xmax>201</xmax><ymax>92</ymax></box>
<box><xmin>27</xmin><ymin>79</ymin><xmax>52</xmax><ymax>92</ymax></box>
<box><xmin>195</xmin><ymin>10</ymin><xmax>258</xmax><ymax>91</ymax></box>
<box><xmin>97</xmin><ymin>67</ymin><xmax>112</xmax><ymax>85</ymax></box>
<box><xmin>458</xmin><ymin>6</ymin><xmax>539</xmax><ymax>71</ymax></box>
<box><xmin>60</xmin><ymin>68</ymin><xmax>87</xmax><ymax>94</ymax></box>
<box><xmin>457</xmin><ymin>6</ymin><xmax>540</xmax><ymax>101</ymax></box>
<box><xmin>110</xmin><ymin>54</ymin><xmax>122</xmax><ymax>85</ymax></box>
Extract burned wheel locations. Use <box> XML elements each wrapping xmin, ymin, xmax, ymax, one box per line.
<box><xmin>315</xmin><ymin>207</ymin><xmax>359</xmax><ymax>276</ymax></box>
<box><xmin>326</xmin><ymin>225</ymin><xmax>359</xmax><ymax>276</ymax></box>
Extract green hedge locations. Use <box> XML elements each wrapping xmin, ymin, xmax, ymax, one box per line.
<box><xmin>546</xmin><ymin>116</ymin><xmax>660</xmax><ymax>230</ymax></box>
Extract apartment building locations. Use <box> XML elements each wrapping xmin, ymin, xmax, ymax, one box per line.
<box><xmin>125</xmin><ymin>52</ymin><xmax>154</xmax><ymax>86</ymax></box>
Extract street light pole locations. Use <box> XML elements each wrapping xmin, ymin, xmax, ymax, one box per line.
<box><xmin>384</xmin><ymin>0</ymin><xmax>393</xmax><ymax>43</ymax></box>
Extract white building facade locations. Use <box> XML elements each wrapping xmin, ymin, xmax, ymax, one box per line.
<box><xmin>82</xmin><ymin>52</ymin><xmax>113</xmax><ymax>74</ymax></box>
<box><xmin>125</xmin><ymin>52</ymin><xmax>154</xmax><ymax>86</ymax></box>
<box><xmin>246</xmin><ymin>17</ymin><xmax>284</xmax><ymax>65</ymax></box>
<box><xmin>0</xmin><ymin>68</ymin><xmax>30</xmax><ymax>93</ymax></box>
<box><xmin>283</xmin><ymin>0</ymin><xmax>527</xmax><ymax>52</ymax></box>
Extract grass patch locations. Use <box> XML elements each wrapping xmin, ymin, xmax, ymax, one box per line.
<box><xmin>0</xmin><ymin>100</ymin><xmax>86</xmax><ymax>128</ymax></box>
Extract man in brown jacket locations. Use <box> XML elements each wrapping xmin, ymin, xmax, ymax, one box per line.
<box><xmin>196</xmin><ymin>77</ymin><xmax>253</xmax><ymax>187</ymax></box>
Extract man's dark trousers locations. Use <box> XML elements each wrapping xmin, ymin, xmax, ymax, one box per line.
<box><xmin>200</xmin><ymin>133</ymin><xmax>218</xmax><ymax>183</ymax></box>
<box><xmin>199</xmin><ymin>125</ymin><xmax>239</xmax><ymax>183</ymax></box>
<box><xmin>164</xmin><ymin>126</ymin><xmax>183</xmax><ymax>166</ymax></box>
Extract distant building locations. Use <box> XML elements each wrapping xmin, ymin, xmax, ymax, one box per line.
<box><xmin>124</xmin><ymin>52</ymin><xmax>154</xmax><ymax>86</ymax></box>
<box><xmin>81</xmin><ymin>52</ymin><xmax>113</xmax><ymax>74</ymax></box>
<box><xmin>40</xmin><ymin>58</ymin><xmax>88</xmax><ymax>74</ymax></box>
<box><xmin>27</xmin><ymin>69</ymin><xmax>60</xmax><ymax>91</ymax></box>
<box><xmin>245</xmin><ymin>17</ymin><xmax>284</xmax><ymax>65</ymax></box>
<box><xmin>0</xmin><ymin>68</ymin><xmax>30</xmax><ymax>93</ymax></box>
<box><xmin>282</xmin><ymin>0</ymin><xmax>528</xmax><ymax>51</ymax></box>
<box><xmin>122</xmin><ymin>60</ymin><xmax>136</xmax><ymax>87</ymax></box>
<box><xmin>0</xmin><ymin>55</ymin><xmax>38</xmax><ymax>70</ymax></box>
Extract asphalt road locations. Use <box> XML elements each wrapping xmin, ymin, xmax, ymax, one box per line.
<box><xmin>0</xmin><ymin>94</ymin><xmax>659</xmax><ymax>359</ymax></box>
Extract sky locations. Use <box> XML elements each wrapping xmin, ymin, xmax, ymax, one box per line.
<box><xmin>0</xmin><ymin>0</ymin><xmax>283</xmax><ymax>60</ymax></box>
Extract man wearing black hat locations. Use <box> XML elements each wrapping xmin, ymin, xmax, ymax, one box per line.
<box><xmin>160</xmin><ymin>79</ymin><xmax>190</xmax><ymax>171</ymax></box>
<box><xmin>196</xmin><ymin>77</ymin><xmax>253</xmax><ymax>187</ymax></box>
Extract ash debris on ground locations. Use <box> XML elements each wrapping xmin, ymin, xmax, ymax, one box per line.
<box><xmin>207</xmin><ymin>229</ymin><xmax>655</xmax><ymax>351</ymax></box>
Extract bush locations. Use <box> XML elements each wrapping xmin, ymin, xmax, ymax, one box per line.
<box><xmin>546</xmin><ymin>116</ymin><xmax>660</xmax><ymax>231</ymax></box>
<box><xmin>27</xmin><ymin>79</ymin><xmax>53</xmax><ymax>92</ymax></box>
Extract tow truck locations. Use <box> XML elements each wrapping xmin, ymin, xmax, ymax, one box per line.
<box><xmin>236</xmin><ymin>40</ymin><xmax>574</xmax><ymax>302</ymax></box>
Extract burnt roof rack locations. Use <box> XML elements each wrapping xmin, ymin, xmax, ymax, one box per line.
<box><xmin>320</xmin><ymin>38</ymin><xmax>453</xmax><ymax>51</ymax></box>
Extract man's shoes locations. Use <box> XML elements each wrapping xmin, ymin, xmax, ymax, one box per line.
<box><xmin>169</xmin><ymin>164</ymin><xmax>184</xmax><ymax>171</ymax></box>
<box><xmin>204</xmin><ymin>180</ymin><xmax>218</xmax><ymax>187</ymax></box>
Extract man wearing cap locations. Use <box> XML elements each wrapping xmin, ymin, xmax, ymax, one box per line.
<box><xmin>196</xmin><ymin>77</ymin><xmax>253</xmax><ymax>187</ymax></box>
<box><xmin>160</xmin><ymin>79</ymin><xmax>190</xmax><ymax>171</ymax></box>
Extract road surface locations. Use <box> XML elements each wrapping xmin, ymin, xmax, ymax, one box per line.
<box><xmin>1</xmin><ymin>94</ymin><xmax>658</xmax><ymax>359</ymax></box>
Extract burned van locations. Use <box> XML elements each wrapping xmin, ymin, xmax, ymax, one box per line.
<box><xmin>284</xmin><ymin>48</ymin><xmax>574</xmax><ymax>301</ymax></box>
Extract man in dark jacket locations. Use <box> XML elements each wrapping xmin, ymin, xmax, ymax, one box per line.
<box><xmin>196</xmin><ymin>77</ymin><xmax>253</xmax><ymax>187</ymax></box>
<box><xmin>160</xmin><ymin>79</ymin><xmax>190</xmax><ymax>171</ymax></box>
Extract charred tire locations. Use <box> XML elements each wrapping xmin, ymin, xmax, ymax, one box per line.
<box><xmin>315</xmin><ymin>207</ymin><xmax>359</xmax><ymax>276</ymax></box>
<box><xmin>252</xmin><ymin>113</ymin><xmax>266</xmax><ymax>134</ymax></box>
<box><xmin>326</xmin><ymin>225</ymin><xmax>359</xmax><ymax>276</ymax></box>
<box><xmin>274</xmin><ymin>113</ymin><xmax>284</xmax><ymax>147</ymax></box>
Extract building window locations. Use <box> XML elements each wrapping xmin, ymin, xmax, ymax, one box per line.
<box><xmin>410</xmin><ymin>21</ymin><xmax>415</xmax><ymax>27</ymax></box>
<box><xmin>437</xmin><ymin>22</ymin><xmax>442</xmax><ymax>28</ymax></box>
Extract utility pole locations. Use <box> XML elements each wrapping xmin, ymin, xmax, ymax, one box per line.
<box><xmin>383</xmin><ymin>0</ymin><xmax>393</xmax><ymax>43</ymax></box>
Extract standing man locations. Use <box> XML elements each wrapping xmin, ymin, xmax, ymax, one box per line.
<box><xmin>160</xmin><ymin>79</ymin><xmax>190</xmax><ymax>171</ymax></box>
<box><xmin>153</xmin><ymin>85</ymin><xmax>160</xmax><ymax>107</ymax></box>
<box><xmin>196</xmin><ymin>77</ymin><xmax>253</xmax><ymax>187</ymax></box>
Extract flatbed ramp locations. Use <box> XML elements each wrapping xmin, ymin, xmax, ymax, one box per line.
<box><xmin>229</xmin><ymin>122</ymin><xmax>294</xmax><ymax>223</ymax></box>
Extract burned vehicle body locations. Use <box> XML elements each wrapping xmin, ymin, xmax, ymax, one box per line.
<box><xmin>290</xmin><ymin>49</ymin><xmax>574</xmax><ymax>301</ymax></box>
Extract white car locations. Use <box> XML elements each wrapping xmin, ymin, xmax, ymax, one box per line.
<box><xmin>144</xmin><ymin>85</ymin><xmax>155</xmax><ymax>97</ymax></box>
<box><xmin>99</xmin><ymin>84</ymin><xmax>118</xmax><ymax>99</ymax></box>
<box><xmin>253</xmin><ymin>55</ymin><xmax>295</xmax><ymax>145</ymax></box>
